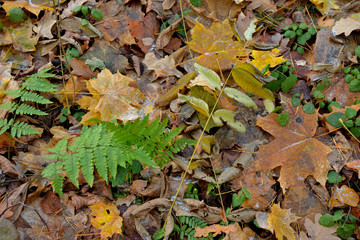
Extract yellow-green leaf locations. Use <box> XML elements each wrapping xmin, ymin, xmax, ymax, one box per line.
<box><xmin>232</xmin><ymin>65</ymin><xmax>274</xmax><ymax>100</ymax></box>
<box><xmin>157</xmin><ymin>71</ymin><xmax>195</xmax><ymax>107</ymax></box>
<box><xmin>194</xmin><ymin>63</ymin><xmax>222</xmax><ymax>91</ymax></box>
<box><xmin>224</xmin><ymin>87</ymin><xmax>257</xmax><ymax>110</ymax></box>
<box><xmin>213</xmin><ymin>109</ymin><xmax>245</xmax><ymax>132</ymax></box>
<box><xmin>178</xmin><ymin>93</ymin><xmax>209</xmax><ymax>116</ymax></box>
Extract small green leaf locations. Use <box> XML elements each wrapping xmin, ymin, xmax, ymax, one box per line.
<box><xmin>297</xmin><ymin>46</ymin><xmax>305</xmax><ymax>55</ymax></box>
<box><xmin>327</xmin><ymin>171</ymin><xmax>341</xmax><ymax>184</ymax></box>
<box><xmin>299</xmin><ymin>23</ymin><xmax>307</xmax><ymax>30</ymax></box>
<box><xmin>345</xmin><ymin>108</ymin><xmax>357</xmax><ymax>119</ymax></box>
<box><xmin>283</xmin><ymin>26</ymin><xmax>290</xmax><ymax>31</ymax></box>
<box><xmin>344</xmin><ymin>120</ymin><xmax>354</xmax><ymax>128</ymax></box>
<box><xmin>355</xmin><ymin>118</ymin><xmax>360</xmax><ymax>127</ymax></box>
<box><xmin>296</xmin><ymin>29</ymin><xmax>303</xmax><ymax>36</ymax></box>
<box><xmin>281</xmin><ymin>74</ymin><xmax>297</xmax><ymax>93</ymax></box>
<box><xmin>303</xmin><ymin>102</ymin><xmax>315</xmax><ymax>114</ymax></box>
<box><xmin>71</xmin><ymin>5</ymin><xmax>82</xmax><ymax>13</ymax></box>
<box><xmin>313</xmin><ymin>89</ymin><xmax>324</xmax><ymax>99</ymax></box>
<box><xmin>91</xmin><ymin>8</ymin><xmax>103</xmax><ymax>20</ymax></box>
<box><xmin>81</xmin><ymin>19</ymin><xmax>89</xmax><ymax>26</ymax></box>
<box><xmin>343</xmin><ymin>67</ymin><xmax>352</xmax><ymax>74</ymax></box>
<box><xmin>297</xmin><ymin>35</ymin><xmax>307</xmax><ymax>45</ymax></box>
<box><xmin>292</xmin><ymin>23</ymin><xmax>298</xmax><ymax>31</ymax></box>
<box><xmin>349</xmin><ymin>79</ymin><xmax>360</xmax><ymax>92</ymax></box>
<box><xmin>277</xmin><ymin>112</ymin><xmax>289</xmax><ymax>127</ymax></box>
<box><xmin>81</xmin><ymin>5</ymin><xmax>89</xmax><ymax>16</ymax></box>
<box><xmin>242</xmin><ymin>187</ymin><xmax>251</xmax><ymax>199</ymax></box>
<box><xmin>355</xmin><ymin>46</ymin><xmax>360</xmax><ymax>58</ymax></box>
<box><xmin>232</xmin><ymin>193</ymin><xmax>246</xmax><ymax>208</ymax></box>
<box><xmin>308</xmin><ymin>25</ymin><xmax>317</xmax><ymax>35</ymax></box>
<box><xmin>8</xmin><ymin>7</ymin><xmax>27</xmax><ymax>23</ymax></box>
<box><xmin>319</xmin><ymin>214</ymin><xmax>335</xmax><ymax>227</ymax></box>
<box><xmin>190</xmin><ymin>0</ymin><xmax>202</xmax><ymax>7</ymax></box>
<box><xmin>325</xmin><ymin>112</ymin><xmax>346</xmax><ymax>128</ymax></box>
<box><xmin>292</xmin><ymin>97</ymin><xmax>301</xmax><ymax>107</ymax></box>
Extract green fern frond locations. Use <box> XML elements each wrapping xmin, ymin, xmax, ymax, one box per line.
<box><xmin>10</xmin><ymin>103</ymin><xmax>47</xmax><ymax>116</ymax></box>
<box><xmin>21</xmin><ymin>67</ymin><xmax>56</xmax><ymax>92</ymax></box>
<box><xmin>11</xmin><ymin>121</ymin><xmax>41</xmax><ymax>138</ymax></box>
<box><xmin>43</xmin><ymin>116</ymin><xmax>196</xmax><ymax>196</ymax></box>
<box><xmin>20</xmin><ymin>91</ymin><xmax>52</xmax><ymax>104</ymax></box>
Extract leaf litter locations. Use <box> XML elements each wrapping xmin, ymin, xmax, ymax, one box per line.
<box><xmin>0</xmin><ymin>0</ymin><xmax>360</xmax><ymax>239</ymax></box>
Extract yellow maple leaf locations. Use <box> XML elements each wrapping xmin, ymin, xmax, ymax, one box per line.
<box><xmin>77</xmin><ymin>68</ymin><xmax>146</xmax><ymax>124</ymax></box>
<box><xmin>90</xmin><ymin>201</ymin><xmax>123</xmax><ymax>239</ymax></box>
<box><xmin>310</xmin><ymin>0</ymin><xmax>340</xmax><ymax>15</ymax></box>
<box><xmin>257</xmin><ymin>204</ymin><xmax>300</xmax><ymax>240</ymax></box>
<box><xmin>188</xmin><ymin>20</ymin><xmax>249</xmax><ymax>72</ymax></box>
<box><xmin>250</xmin><ymin>48</ymin><xmax>285</xmax><ymax>73</ymax></box>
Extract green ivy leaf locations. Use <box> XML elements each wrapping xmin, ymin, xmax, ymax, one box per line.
<box><xmin>277</xmin><ymin>112</ymin><xmax>289</xmax><ymax>127</ymax></box>
<box><xmin>327</xmin><ymin>171</ymin><xmax>341</xmax><ymax>184</ymax></box>
<box><xmin>302</xmin><ymin>102</ymin><xmax>315</xmax><ymax>114</ymax></box>
<box><xmin>8</xmin><ymin>7</ymin><xmax>27</xmax><ymax>23</ymax></box>
<box><xmin>190</xmin><ymin>0</ymin><xmax>202</xmax><ymax>7</ymax></box>
<box><xmin>325</xmin><ymin>112</ymin><xmax>346</xmax><ymax>128</ymax></box>
<box><xmin>91</xmin><ymin>9</ymin><xmax>103</xmax><ymax>20</ymax></box>
<box><xmin>318</xmin><ymin>214</ymin><xmax>335</xmax><ymax>227</ymax></box>
<box><xmin>345</xmin><ymin>108</ymin><xmax>357</xmax><ymax>119</ymax></box>
<box><xmin>355</xmin><ymin>46</ymin><xmax>360</xmax><ymax>58</ymax></box>
<box><xmin>281</xmin><ymin>74</ymin><xmax>297</xmax><ymax>93</ymax></box>
<box><xmin>349</xmin><ymin>79</ymin><xmax>360</xmax><ymax>92</ymax></box>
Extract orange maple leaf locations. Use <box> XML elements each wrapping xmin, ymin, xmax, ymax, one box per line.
<box><xmin>90</xmin><ymin>201</ymin><xmax>123</xmax><ymax>239</ymax></box>
<box><xmin>188</xmin><ymin>20</ymin><xmax>249</xmax><ymax>72</ymax></box>
<box><xmin>257</xmin><ymin>204</ymin><xmax>300</xmax><ymax>240</ymax></box>
<box><xmin>256</xmin><ymin>98</ymin><xmax>332</xmax><ymax>191</ymax></box>
<box><xmin>194</xmin><ymin>224</ymin><xmax>236</xmax><ymax>237</ymax></box>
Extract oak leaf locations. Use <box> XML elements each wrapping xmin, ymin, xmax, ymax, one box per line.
<box><xmin>77</xmin><ymin>68</ymin><xmax>146</xmax><ymax>124</ymax></box>
<box><xmin>301</xmin><ymin>213</ymin><xmax>340</xmax><ymax>240</ymax></box>
<box><xmin>188</xmin><ymin>20</ymin><xmax>248</xmax><ymax>72</ymax></box>
<box><xmin>256</xmin><ymin>98</ymin><xmax>332</xmax><ymax>191</ymax></box>
<box><xmin>90</xmin><ymin>201</ymin><xmax>123</xmax><ymax>238</ymax></box>
<box><xmin>256</xmin><ymin>204</ymin><xmax>300</xmax><ymax>240</ymax></box>
<box><xmin>250</xmin><ymin>48</ymin><xmax>286</xmax><ymax>72</ymax></box>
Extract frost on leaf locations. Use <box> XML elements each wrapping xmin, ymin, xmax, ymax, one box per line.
<box><xmin>77</xmin><ymin>68</ymin><xmax>146</xmax><ymax>124</ymax></box>
<box><xmin>188</xmin><ymin>20</ymin><xmax>248</xmax><ymax>72</ymax></box>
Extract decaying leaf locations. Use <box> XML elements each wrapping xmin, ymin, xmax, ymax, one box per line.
<box><xmin>188</xmin><ymin>20</ymin><xmax>248</xmax><ymax>72</ymax></box>
<box><xmin>332</xmin><ymin>13</ymin><xmax>360</xmax><ymax>36</ymax></box>
<box><xmin>90</xmin><ymin>201</ymin><xmax>123</xmax><ymax>238</ymax></box>
<box><xmin>256</xmin><ymin>97</ymin><xmax>332</xmax><ymax>191</ymax></box>
<box><xmin>256</xmin><ymin>204</ymin><xmax>300</xmax><ymax>240</ymax></box>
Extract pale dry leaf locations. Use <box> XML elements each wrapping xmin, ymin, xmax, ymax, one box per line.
<box><xmin>303</xmin><ymin>213</ymin><xmax>340</xmax><ymax>240</ymax></box>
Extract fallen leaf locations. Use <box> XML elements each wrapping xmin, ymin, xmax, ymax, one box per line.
<box><xmin>310</xmin><ymin>0</ymin><xmax>340</xmax><ymax>15</ymax></box>
<box><xmin>33</xmin><ymin>10</ymin><xmax>56</xmax><ymax>39</ymax></box>
<box><xmin>188</xmin><ymin>20</ymin><xmax>248</xmax><ymax>72</ymax></box>
<box><xmin>194</xmin><ymin>224</ymin><xmax>237</xmax><ymax>237</ymax></box>
<box><xmin>2</xmin><ymin>0</ymin><xmax>56</xmax><ymax>16</ymax></box>
<box><xmin>223</xmin><ymin>222</ymin><xmax>258</xmax><ymax>240</ymax></box>
<box><xmin>302</xmin><ymin>213</ymin><xmax>340</xmax><ymax>240</ymax></box>
<box><xmin>251</xmin><ymin>48</ymin><xmax>286</xmax><ymax>73</ymax></box>
<box><xmin>143</xmin><ymin>52</ymin><xmax>183</xmax><ymax>78</ymax></box>
<box><xmin>333</xmin><ymin>13</ymin><xmax>360</xmax><ymax>36</ymax></box>
<box><xmin>40</xmin><ymin>191</ymin><xmax>62</xmax><ymax>215</ymax></box>
<box><xmin>90</xmin><ymin>201</ymin><xmax>123</xmax><ymax>238</ymax></box>
<box><xmin>77</xmin><ymin>68</ymin><xmax>146</xmax><ymax>123</ymax></box>
<box><xmin>256</xmin><ymin>97</ymin><xmax>332</xmax><ymax>191</ymax></box>
<box><xmin>256</xmin><ymin>203</ymin><xmax>300</xmax><ymax>240</ymax></box>
<box><xmin>330</xmin><ymin>185</ymin><xmax>359</xmax><ymax>207</ymax></box>
<box><xmin>9</xmin><ymin>20</ymin><xmax>39</xmax><ymax>52</ymax></box>
<box><xmin>345</xmin><ymin>160</ymin><xmax>360</xmax><ymax>179</ymax></box>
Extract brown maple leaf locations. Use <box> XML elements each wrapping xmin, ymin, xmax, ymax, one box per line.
<box><xmin>256</xmin><ymin>99</ymin><xmax>332</xmax><ymax>191</ymax></box>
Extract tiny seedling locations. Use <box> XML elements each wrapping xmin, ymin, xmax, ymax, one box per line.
<box><xmin>282</xmin><ymin>23</ymin><xmax>317</xmax><ymax>55</ymax></box>
<box><xmin>232</xmin><ymin>187</ymin><xmax>251</xmax><ymax>208</ymax></box>
<box><xmin>319</xmin><ymin>210</ymin><xmax>357</xmax><ymax>239</ymax></box>
<box><xmin>71</xmin><ymin>4</ymin><xmax>103</xmax><ymax>25</ymax></box>
<box><xmin>327</xmin><ymin>171</ymin><xmax>342</xmax><ymax>184</ymax></box>
<box><xmin>343</xmin><ymin>65</ymin><xmax>360</xmax><ymax>92</ymax></box>
<box><xmin>266</xmin><ymin>61</ymin><xmax>297</xmax><ymax>93</ymax></box>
